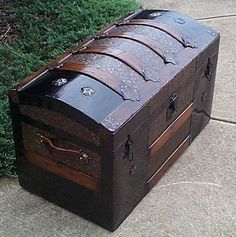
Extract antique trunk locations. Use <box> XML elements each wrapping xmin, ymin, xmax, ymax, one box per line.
<box><xmin>9</xmin><ymin>9</ymin><xmax>220</xmax><ymax>231</ymax></box>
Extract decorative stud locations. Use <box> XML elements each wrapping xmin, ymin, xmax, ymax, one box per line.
<box><xmin>78</xmin><ymin>152</ymin><xmax>90</xmax><ymax>165</ymax></box>
<box><xmin>129</xmin><ymin>165</ymin><xmax>137</xmax><ymax>176</ymax></box>
<box><xmin>52</xmin><ymin>78</ymin><xmax>68</xmax><ymax>87</ymax></box>
<box><xmin>174</xmin><ymin>17</ymin><xmax>186</xmax><ymax>24</ymax></box>
<box><xmin>207</xmin><ymin>28</ymin><xmax>218</xmax><ymax>37</ymax></box>
<box><xmin>81</xmin><ymin>86</ymin><xmax>95</xmax><ymax>96</ymax></box>
<box><xmin>149</xmin><ymin>11</ymin><xmax>163</xmax><ymax>19</ymax></box>
<box><xmin>103</xmin><ymin>116</ymin><xmax>120</xmax><ymax>132</ymax></box>
<box><xmin>78</xmin><ymin>46</ymin><xmax>87</xmax><ymax>52</ymax></box>
<box><xmin>115</xmin><ymin>20</ymin><xmax>130</xmax><ymax>26</ymax></box>
<box><xmin>201</xmin><ymin>92</ymin><xmax>207</xmax><ymax>102</ymax></box>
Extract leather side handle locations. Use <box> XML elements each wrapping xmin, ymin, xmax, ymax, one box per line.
<box><xmin>95</xmin><ymin>32</ymin><xmax>177</xmax><ymax>65</ymax></box>
<box><xmin>36</xmin><ymin>133</ymin><xmax>90</xmax><ymax>165</ymax></box>
<box><xmin>52</xmin><ymin>62</ymin><xmax>140</xmax><ymax>101</ymax></box>
<box><xmin>116</xmin><ymin>19</ymin><xmax>198</xmax><ymax>49</ymax></box>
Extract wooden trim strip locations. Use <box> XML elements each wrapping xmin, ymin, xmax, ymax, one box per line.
<box><xmin>149</xmin><ymin>103</ymin><xmax>193</xmax><ymax>157</ymax></box>
<box><xmin>53</xmin><ymin>62</ymin><xmax>139</xmax><ymax>101</ymax></box>
<box><xmin>25</xmin><ymin>150</ymin><xmax>101</xmax><ymax>192</ymax></box>
<box><xmin>117</xmin><ymin>19</ymin><xmax>198</xmax><ymax>49</ymax></box>
<box><xmin>20</xmin><ymin>105</ymin><xmax>101</xmax><ymax>147</ymax></box>
<box><xmin>147</xmin><ymin>136</ymin><xmax>190</xmax><ymax>191</ymax></box>
<box><xmin>96</xmin><ymin>32</ymin><xmax>177</xmax><ymax>64</ymax></box>
<box><xmin>17</xmin><ymin>68</ymin><xmax>49</xmax><ymax>91</ymax></box>
<box><xmin>74</xmin><ymin>46</ymin><xmax>145</xmax><ymax>78</ymax></box>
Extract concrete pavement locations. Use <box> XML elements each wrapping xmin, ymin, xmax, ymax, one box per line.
<box><xmin>1</xmin><ymin>1</ymin><xmax>236</xmax><ymax>236</ymax></box>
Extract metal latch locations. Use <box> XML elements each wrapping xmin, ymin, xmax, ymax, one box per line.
<box><xmin>166</xmin><ymin>93</ymin><xmax>179</xmax><ymax>121</ymax></box>
<box><xmin>123</xmin><ymin>135</ymin><xmax>134</xmax><ymax>161</ymax></box>
<box><xmin>169</xmin><ymin>93</ymin><xmax>178</xmax><ymax>112</ymax></box>
<box><xmin>205</xmin><ymin>58</ymin><xmax>213</xmax><ymax>80</ymax></box>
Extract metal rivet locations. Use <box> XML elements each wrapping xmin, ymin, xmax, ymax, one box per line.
<box><xmin>81</xmin><ymin>86</ymin><xmax>95</xmax><ymax>96</ymax></box>
<box><xmin>129</xmin><ymin>165</ymin><xmax>136</xmax><ymax>176</ymax></box>
<box><xmin>103</xmin><ymin>116</ymin><xmax>120</xmax><ymax>132</ymax></box>
<box><xmin>52</xmin><ymin>78</ymin><xmax>68</xmax><ymax>87</ymax></box>
<box><xmin>174</xmin><ymin>17</ymin><xmax>186</xmax><ymax>24</ymax></box>
<box><xmin>78</xmin><ymin>46</ymin><xmax>87</xmax><ymax>52</ymax></box>
<box><xmin>201</xmin><ymin>92</ymin><xmax>207</xmax><ymax>102</ymax></box>
<box><xmin>207</xmin><ymin>28</ymin><xmax>217</xmax><ymax>37</ymax></box>
<box><xmin>149</xmin><ymin>12</ymin><xmax>163</xmax><ymax>19</ymax></box>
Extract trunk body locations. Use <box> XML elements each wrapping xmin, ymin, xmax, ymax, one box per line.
<box><xmin>9</xmin><ymin>9</ymin><xmax>220</xmax><ymax>231</ymax></box>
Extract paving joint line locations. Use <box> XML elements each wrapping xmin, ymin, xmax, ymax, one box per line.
<box><xmin>196</xmin><ymin>14</ymin><xmax>236</xmax><ymax>21</ymax></box>
<box><xmin>210</xmin><ymin>117</ymin><xmax>236</xmax><ymax>125</ymax></box>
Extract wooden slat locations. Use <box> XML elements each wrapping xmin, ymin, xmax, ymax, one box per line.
<box><xmin>54</xmin><ymin>62</ymin><xmax>139</xmax><ymax>102</ymax></box>
<box><xmin>147</xmin><ymin>118</ymin><xmax>190</xmax><ymax>180</ymax></box>
<box><xmin>96</xmin><ymin>32</ymin><xmax>177</xmax><ymax>64</ymax></box>
<box><xmin>117</xmin><ymin>19</ymin><xmax>198</xmax><ymax>48</ymax></box>
<box><xmin>147</xmin><ymin>136</ymin><xmax>190</xmax><ymax>191</ymax></box>
<box><xmin>149</xmin><ymin>103</ymin><xmax>193</xmax><ymax>157</ymax></box>
<box><xmin>74</xmin><ymin>46</ymin><xmax>145</xmax><ymax>78</ymax></box>
<box><xmin>25</xmin><ymin>150</ymin><xmax>101</xmax><ymax>192</ymax></box>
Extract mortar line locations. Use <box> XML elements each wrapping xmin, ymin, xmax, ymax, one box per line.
<box><xmin>196</xmin><ymin>14</ymin><xmax>236</xmax><ymax>21</ymax></box>
<box><xmin>210</xmin><ymin>117</ymin><xmax>236</xmax><ymax>125</ymax></box>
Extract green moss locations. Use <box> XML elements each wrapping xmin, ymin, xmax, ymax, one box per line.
<box><xmin>0</xmin><ymin>0</ymin><xmax>140</xmax><ymax>177</ymax></box>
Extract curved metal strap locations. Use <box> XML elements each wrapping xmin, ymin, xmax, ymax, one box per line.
<box><xmin>74</xmin><ymin>46</ymin><xmax>159</xmax><ymax>82</ymax></box>
<box><xmin>116</xmin><ymin>19</ymin><xmax>198</xmax><ymax>48</ymax></box>
<box><xmin>73</xmin><ymin>46</ymin><xmax>145</xmax><ymax>79</ymax></box>
<box><xmin>95</xmin><ymin>32</ymin><xmax>177</xmax><ymax>65</ymax></box>
<box><xmin>53</xmin><ymin>62</ymin><xmax>140</xmax><ymax>101</ymax></box>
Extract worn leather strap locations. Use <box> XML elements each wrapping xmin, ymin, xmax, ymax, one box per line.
<box><xmin>73</xmin><ymin>46</ymin><xmax>145</xmax><ymax>78</ymax></box>
<box><xmin>52</xmin><ymin>62</ymin><xmax>140</xmax><ymax>101</ymax></box>
<box><xmin>74</xmin><ymin>46</ymin><xmax>159</xmax><ymax>82</ymax></box>
<box><xmin>116</xmin><ymin>19</ymin><xmax>198</xmax><ymax>49</ymax></box>
<box><xmin>95</xmin><ymin>32</ymin><xmax>177</xmax><ymax>64</ymax></box>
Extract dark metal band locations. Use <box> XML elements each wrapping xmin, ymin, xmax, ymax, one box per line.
<box><xmin>116</xmin><ymin>19</ymin><xmax>198</xmax><ymax>49</ymax></box>
<box><xmin>95</xmin><ymin>32</ymin><xmax>177</xmax><ymax>64</ymax></box>
<box><xmin>52</xmin><ymin>62</ymin><xmax>140</xmax><ymax>102</ymax></box>
<box><xmin>73</xmin><ymin>46</ymin><xmax>145</xmax><ymax>78</ymax></box>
